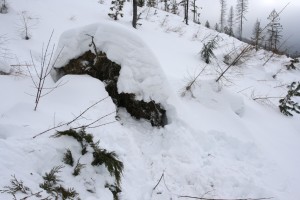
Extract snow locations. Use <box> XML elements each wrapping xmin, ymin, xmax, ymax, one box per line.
<box><xmin>51</xmin><ymin>22</ymin><xmax>171</xmax><ymax>105</ymax></box>
<box><xmin>0</xmin><ymin>0</ymin><xmax>300</xmax><ymax>200</ymax></box>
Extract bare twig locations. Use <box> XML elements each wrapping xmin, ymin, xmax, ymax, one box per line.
<box><xmin>32</xmin><ymin>96</ymin><xmax>112</xmax><ymax>138</ymax></box>
<box><xmin>153</xmin><ymin>171</ymin><xmax>165</xmax><ymax>191</ymax></box>
<box><xmin>26</xmin><ymin>30</ymin><xmax>64</xmax><ymax>111</ymax></box>
<box><xmin>181</xmin><ymin>65</ymin><xmax>208</xmax><ymax>97</ymax></box>
<box><xmin>66</xmin><ymin>96</ymin><xmax>109</xmax><ymax>125</ymax></box>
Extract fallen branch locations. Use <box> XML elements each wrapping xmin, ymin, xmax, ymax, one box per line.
<box><xmin>153</xmin><ymin>171</ymin><xmax>165</xmax><ymax>191</ymax></box>
<box><xmin>178</xmin><ymin>196</ymin><xmax>273</xmax><ymax>200</ymax></box>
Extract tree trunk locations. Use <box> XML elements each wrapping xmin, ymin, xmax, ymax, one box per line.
<box><xmin>132</xmin><ymin>0</ymin><xmax>137</xmax><ymax>28</ymax></box>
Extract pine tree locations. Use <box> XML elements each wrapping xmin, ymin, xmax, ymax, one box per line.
<box><xmin>214</xmin><ymin>23</ymin><xmax>219</xmax><ymax>32</ymax></box>
<box><xmin>279</xmin><ymin>82</ymin><xmax>300</xmax><ymax>116</ymax></box>
<box><xmin>200</xmin><ymin>36</ymin><xmax>219</xmax><ymax>64</ymax></box>
<box><xmin>227</xmin><ymin>6</ymin><xmax>234</xmax><ymax>36</ymax></box>
<box><xmin>236</xmin><ymin>0</ymin><xmax>248</xmax><ymax>39</ymax></box>
<box><xmin>251</xmin><ymin>19</ymin><xmax>263</xmax><ymax>51</ymax></box>
<box><xmin>108</xmin><ymin>0</ymin><xmax>125</xmax><ymax>20</ymax></box>
<box><xmin>267</xmin><ymin>9</ymin><xmax>282</xmax><ymax>52</ymax></box>
<box><xmin>205</xmin><ymin>20</ymin><xmax>210</xmax><ymax>28</ymax></box>
<box><xmin>170</xmin><ymin>0</ymin><xmax>178</xmax><ymax>15</ymax></box>
<box><xmin>219</xmin><ymin>0</ymin><xmax>226</xmax><ymax>32</ymax></box>
<box><xmin>137</xmin><ymin>0</ymin><xmax>145</xmax><ymax>7</ymax></box>
<box><xmin>146</xmin><ymin>0</ymin><xmax>156</xmax><ymax>7</ymax></box>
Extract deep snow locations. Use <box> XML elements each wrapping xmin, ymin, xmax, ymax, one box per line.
<box><xmin>0</xmin><ymin>0</ymin><xmax>300</xmax><ymax>200</ymax></box>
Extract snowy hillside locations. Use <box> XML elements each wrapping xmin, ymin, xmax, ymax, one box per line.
<box><xmin>0</xmin><ymin>0</ymin><xmax>300</xmax><ymax>200</ymax></box>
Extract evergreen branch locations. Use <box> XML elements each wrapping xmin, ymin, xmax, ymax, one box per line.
<box><xmin>62</xmin><ymin>149</ymin><xmax>74</xmax><ymax>166</ymax></box>
<box><xmin>73</xmin><ymin>158</ymin><xmax>86</xmax><ymax>176</ymax></box>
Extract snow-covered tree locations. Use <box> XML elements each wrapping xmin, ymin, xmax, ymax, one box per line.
<box><xmin>214</xmin><ymin>23</ymin><xmax>219</xmax><ymax>32</ymax></box>
<box><xmin>219</xmin><ymin>0</ymin><xmax>226</xmax><ymax>32</ymax></box>
<box><xmin>267</xmin><ymin>9</ymin><xmax>282</xmax><ymax>52</ymax></box>
<box><xmin>200</xmin><ymin>37</ymin><xmax>218</xmax><ymax>64</ymax></box>
<box><xmin>170</xmin><ymin>0</ymin><xmax>178</xmax><ymax>15</ymax></box>
<box><xmin>227</xmin><ymin>6</ymin><xmax>234</xmax><ymax>36</ymax></box>
<box><xmin>236</xmin><ymin>0</ymin><xmax>248</xmax><ymax>39</ymax></box>
<box><xmin>251</xmin><ymin>19</ymin><xmax>263</xmax><ymax>51</ymax></box>
<box><xmin>108</xmin><ymin>0</ymin><xmax>125</xmax><ymax>20</ymax></box>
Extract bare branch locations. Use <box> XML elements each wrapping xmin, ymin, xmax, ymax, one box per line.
<box><xmin>178</xmin><ymin>196</ymin><xmax>273</xmax><ymax>200</ymax></box>
<box><xmin>33</xmin><ymin>96</ymin><xmax>112</xmax><ymax>138</ymax></box>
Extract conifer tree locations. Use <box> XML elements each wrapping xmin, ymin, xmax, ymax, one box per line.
<box><xmin>236</xmin><ymin>0</ymin><xmax>248</xmax><ymax>39</ymax></box>
<box><xmin>251</xmin><ymin>19</ymin><xmax>263</xmax><ymax>51</ymax></box>
<box><xmin>200</xmin><ymin>36</ymin><xmax>219</xmax><ymax>64</ymax></box>
<box><xmin>219</xmin><ymin>0</ymin><xmax>227</xmax><ymax>32</ymax></box>
<box><xmin>205</xmin><ymin>20</ymin><xmax>210</xmax><ymax>28</ymax></box>
<box><xmin>227</xmin><ymin>6</ymin><xmax>234</xmax><ymax>36</ymax></box>
<box><xmin>137</xmin><ymin>0</ymin><xmax>145</xmax><ymax>7</ymax></box>
<box><xmin>279</xmin><ymin>82</ymin><xmax>300</xmax><ymax>116</ymax></box>
<box><xmin>267</xmin><ymin>9</ymin><xmax>282</xmax><ymax>52</ymax></box>
<box><xmin>146</xmin><ymin>0</ymin><xmax>156</xmax><ymax>7</ymax></box>
<box><xmin>108</xmin><ymin>0</ymin><xmax>125</xmax><ymax>20</ymax></box>
<box><xmin>214</xmin><ymin>23</ymin><xmax>219</xmax><ymax>32</ymax></box>
<box><xmin>170</xmin><ymin>0</ymin><xmax>178</xmax><ymax>15</ymax></box>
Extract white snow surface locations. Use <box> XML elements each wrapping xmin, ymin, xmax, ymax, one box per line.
<box><xmin>52</xmin><ymin>22</ymin><xmax>170</xmax><ymax>104</ymax></box>
<box><xmin>0</xmin><ymin>0</ymin><xmax>300</xmax><ymax>200</ymax></box>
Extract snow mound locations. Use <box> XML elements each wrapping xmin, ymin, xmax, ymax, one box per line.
<box><xmin>0</xmin><ymin>60</ymin><xmax>11</xmax><ymax>74</ymax></box>
<box><xmin>52</xmin><ymin>22</ymin><xmax>171</xmax><ymax>105</ymax></box>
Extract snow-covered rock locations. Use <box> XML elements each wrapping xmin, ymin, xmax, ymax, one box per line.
<box><xmin>52</xmin><ymin>22</ymin><xmax>171</xmax><ymax>105</ymax></box>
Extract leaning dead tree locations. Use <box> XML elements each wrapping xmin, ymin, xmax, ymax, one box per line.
<box><xmin>216</xmin><ymin>3</ymin><xmax>289</xmax><ymax>83</ymax></box>
<box><xmin>216</xmin><ymin>45</ymin><xmax>253</xmax><ymax>82</ymax></box>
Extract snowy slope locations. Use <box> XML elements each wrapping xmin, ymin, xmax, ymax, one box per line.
<box><xmin>0</xmin><ymin>0</ymin><xmax>300</xmax><ymax>200</ymax></box>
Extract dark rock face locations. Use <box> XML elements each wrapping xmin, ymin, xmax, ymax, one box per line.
<box><xmin>55</xmin><ymin>50</ymin><xmax>167</xmax><ymax>127</ymax></box>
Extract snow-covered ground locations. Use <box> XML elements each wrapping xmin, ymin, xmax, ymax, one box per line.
<box><xmin>0</xmin><ymin>0</ymin><xmax>300</xmax><ymax>200</ymax></box>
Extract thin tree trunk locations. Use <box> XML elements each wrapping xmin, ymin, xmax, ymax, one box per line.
<box><xmin>132</xmin><ymin>0</ymin><xmax>137</xmax><ymax>28</ymax></box>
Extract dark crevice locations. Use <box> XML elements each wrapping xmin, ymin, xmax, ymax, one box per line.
<box><xmin>55</xmin><ymin>50</ymin><xmax>167</xmax><ymax>127</ymax></box>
